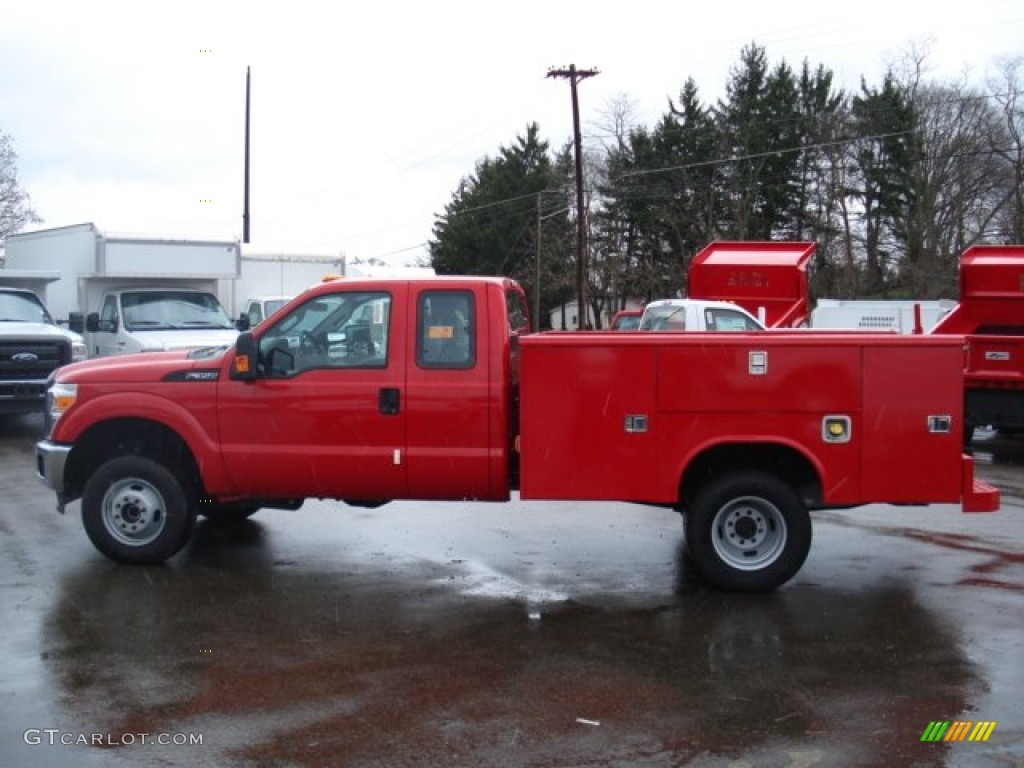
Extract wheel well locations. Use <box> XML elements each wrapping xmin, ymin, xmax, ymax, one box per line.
<box><xmin>679</xmin><ymin>442</ymin><xmax>821</xmax><ymax>510</ymax></box>
<box><xmin>64</xmin><ymin>418</ymin><xmax>200</xmax><ymax>502</ymax></box>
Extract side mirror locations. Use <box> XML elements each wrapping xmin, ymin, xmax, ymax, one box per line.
<box><xmin>236</xmin><ymin>314</ymin><xmax>251</xmax><ymax>332</ymax></box>
<box><xmin>85</xmin><ymin>312</ymin><xmax>100</xmax><ymax>333</ymax></box>
<box><xmin>68</xmin><ymin>312</ymin><xmax>85</xmax><ymax>334</ymax></box>
<box><xmin>229</xmin><ymin>331</ymin><xmax>258</xmax><ymax>381</ymax></box>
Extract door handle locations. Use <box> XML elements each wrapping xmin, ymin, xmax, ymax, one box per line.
<box><xmin>379</xmin><ymin>387</ymin><xmax>400</xmax><ymax>415</ymax></box>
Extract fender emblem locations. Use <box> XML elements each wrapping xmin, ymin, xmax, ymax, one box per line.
<box><xmin>12</xmin><ymin>352</ymin><xmax>39</xmax><ymax>363</ymax></box>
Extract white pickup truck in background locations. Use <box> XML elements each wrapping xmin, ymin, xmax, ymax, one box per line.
<box><xmin>239</xmin><ymin>295</ymin><xmax>293</xmax><ymax>329</ymax></box>
<box><xmin>639</xmin><ymin>298</ymin><xmax>766</xmax><ymax>332</ymax></box>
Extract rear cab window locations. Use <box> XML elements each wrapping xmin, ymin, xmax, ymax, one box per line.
<box><xmin>417</xmin><ymin>290</ymin><xmax>475</xmax><ymax>369</ymax></box>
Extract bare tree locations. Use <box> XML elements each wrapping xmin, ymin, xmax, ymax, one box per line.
<box><xmin>988</xmin><ymin>57</ymin><xmax>1024</xmax><ymax>243</ymax></box>
<box><xmin>0</xmin><ymin>132</ymin><xmax>41</xmax><ymax>241</ymax></box>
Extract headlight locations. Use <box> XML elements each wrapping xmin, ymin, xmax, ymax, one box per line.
<box><xmin>71</xmin><ymin>341</ymin><xmax>87</xmax><ymax>362</ymax></box>
<box><xmin>49</xmin><ymin>382</ymin><xmax>78</xmax><ymax>424</ymax></box>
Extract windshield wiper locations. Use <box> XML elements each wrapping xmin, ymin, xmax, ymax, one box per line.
<box><xmin>180</xmin><ymin>321</ymin><xmax>234</xmax><ymax>329</ymax></box>
<box><xmin>127</xmin><ymin>321</ymin><xmax>174</xmax><ymax>330</ymax></box>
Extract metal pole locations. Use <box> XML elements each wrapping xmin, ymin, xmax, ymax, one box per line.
<box><xmin>535</xmin><ymin>192</ymin><xmax>542</xmax><ymax>329</ymax></box>
<box><xmin>243</xmin><ymin>66</ymin><xmax>251</xmax><ymax>244</ymax></box>
<box><xmin>570</xmin><ymin>70</ymin><xmax>586</xmax><ymax>328</ymax></box>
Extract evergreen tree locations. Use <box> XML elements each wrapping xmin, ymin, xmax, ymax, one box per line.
<box><xmin>849</xmin><ymin>73</ymin><xmax>916</xmax><ymax>295</ymax></box>
<box><xmin>594</xmin><ymin>79</ymin><xmax>721</xmax><ymax>302</ymax></box>
<box><xmin>715</xmin><ymin>44</ymin><xmax>801</xmax><ymax>239</ymax></box>
<box><xmin>429</xmin><ymin>123</ymin><xmax>572</xmax><ymax>328</ymax></box>
<box><xmin>792</xmin><ymin>61</ymin><xmax>849</xmax><ymax>297</ymax></box>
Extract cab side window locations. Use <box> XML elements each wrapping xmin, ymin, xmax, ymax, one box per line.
<box><xmin>417</xmin><ymin>290</ymin><xmax>475</xmax><ymax>369</ymax></box>
<box><xmin>258</xmin><ymin>291</ymin><xmax>390</xmax><ymax>376</ymax></box>
<box><xmin>705</xmin><ymin>308</ymin><xmax>761</xmax><ymax>331</ymax></box>
<box><xmin>98</xmin><ymin>295</ymin><xmax>118</xmax><ymax>332</ymax></box>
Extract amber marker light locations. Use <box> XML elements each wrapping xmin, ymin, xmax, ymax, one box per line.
<box><xmin>49</xmin><ymin>382</ymin><xmax>78</xmax><ymax>423</ymax></box>
<box><xmin>822</xmin><ymin>415</ymin><xmax>851</xmax><ymax>443</ymax></box>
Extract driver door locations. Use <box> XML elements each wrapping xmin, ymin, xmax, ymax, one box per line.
<box><xmin>217</xmin><ymin>286</ymin><xmax>408</xmax><ymax>500</ymax></box>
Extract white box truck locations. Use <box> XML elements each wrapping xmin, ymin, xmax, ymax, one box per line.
<box><xmin>2</xmin><ymin>223</ymin><xmax>241</xmax><ymax>357</ymax></box>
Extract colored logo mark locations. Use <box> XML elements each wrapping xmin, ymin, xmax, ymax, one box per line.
<box><xmin>920</xmin><ymin>721</ymin><xmax>997</xmax><ymax>742</ymax></box>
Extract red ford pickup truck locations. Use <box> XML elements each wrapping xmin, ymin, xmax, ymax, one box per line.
<box><xmin>35</xmin><ymin>276</ymin><xmax>998</xmax><ymax>591</ymax></box>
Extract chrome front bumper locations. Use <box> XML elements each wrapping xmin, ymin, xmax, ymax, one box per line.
<box><xmin>36</xmin><ymin>440</ymin><xmax>71</xmax><ymax>508</ymax></box>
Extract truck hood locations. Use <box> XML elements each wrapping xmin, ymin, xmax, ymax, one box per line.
<box><xmin>0</xmin><ymin>320</ymin><xmax>84</xmax><ymax>343</ymax></box>
<box><xmin>56</xmin><ymin>346</ymin><xmax>229</xmax><ymax>384</ymax></box>
<box><xmin>125</xmin><ymin>328</ymin><xmax>239</xmax><ymax>351</ymax></box>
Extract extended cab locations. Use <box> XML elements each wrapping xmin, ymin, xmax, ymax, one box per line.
<box><xmin>35</xmin><ymin>276</ymin><xmax>998</xmax><ymax>591</ymax></box>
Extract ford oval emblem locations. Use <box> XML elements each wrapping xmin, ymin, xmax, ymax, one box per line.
<box><xmin>12</xmin><ymin>352</ymin><xmax>39</xmax><ymax>363</ymax></box>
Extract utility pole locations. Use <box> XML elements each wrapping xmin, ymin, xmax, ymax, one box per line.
<box><xmin>535</xmin><ymin>192</ymin><xmax>542</xmax><ymax>329</ymax></box>
<box><xmin>242</xmin><ymin>66</ymin><xmax>251</xmax><ymax>244</ymax></box>
<box><xmin>547</xmin><ymin>64</ymin><xmax>599</xmax><ymax>329</ymax></box>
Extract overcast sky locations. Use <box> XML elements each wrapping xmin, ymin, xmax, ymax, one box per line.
<box><xmin>1</xmin><ymin>0</ymin><xmax>1021</xmax><ymax>266</ymax></box>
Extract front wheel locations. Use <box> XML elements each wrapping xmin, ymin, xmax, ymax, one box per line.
<box><xmin>684</xmin><ymin>472</ymin><xmax>811</xmax><ymax>592</ymax></box>
<box><xmin>81</xmin><ymin>456</ymin><xmax>197</xmax><ymax>564</ymax></box>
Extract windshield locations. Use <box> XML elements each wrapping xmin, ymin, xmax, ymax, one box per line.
<box><xmin>612</xmin><ymin>313</ymin><xmax>642</xmax><ymax>331</ymax></box>
<box><xmin>122</xmin><ymin>291</ymin><xmax>234</xmax><ymax>331</ymax></box>
<box><xmin>0</xmin><ymin>291</ymin><xmax>54</xmax><ymax>324</ymax></box>
<box><xmin>640</xmin><ymin>305</ymin><xmax>684</xmax><ymax>331</ymax></box>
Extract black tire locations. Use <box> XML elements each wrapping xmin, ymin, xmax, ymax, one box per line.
<box><xmin>81</xmin><ymin>456</ymin><xmax>197</xmax><ymax>564</ymax></box>
<box><xmin>683</xmin><ymin>471</ymin><xmax>811</xmax><ymax>592</ymax></box>
<box><xmin>199</xmin><ymin>501</ymin><xmax>261</xmax><ymax>524</ymax></box>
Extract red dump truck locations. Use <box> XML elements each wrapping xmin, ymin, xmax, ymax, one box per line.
<box><xmin>687</xmin><ymin>240</ymin><xmax>813</xmax><ymax>328</ymax></box>
<box><xmin>929</xmin><ymin>245</ymin><xmax>1024</xmax><ymax>436</ymax></box>
<box><xmin>35</xmin><ymin>275</ymin><xmax>998</xmax><ymax>592</ymax></box>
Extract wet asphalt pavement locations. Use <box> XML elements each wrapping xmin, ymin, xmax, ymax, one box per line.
<box><xmin>1</xmin><ymin>414</ymin><xmax>1022</xmax><ymax>767</ymax></box>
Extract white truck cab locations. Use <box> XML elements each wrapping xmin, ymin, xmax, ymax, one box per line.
<box><xmin>639</xmin><ymin>298</ymin><xmax>765</xmax><ymax>332</ymax></box>
<box><xmin>85</xmin><ymin>287</ymin><xmax>239</xmax><ymax>356</ymax></box>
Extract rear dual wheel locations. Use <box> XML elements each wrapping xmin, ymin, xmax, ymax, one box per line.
<box><xmin>684</xmin><ymin>471</ymin><xmax>812</xmax><ymax>592</ymax></box>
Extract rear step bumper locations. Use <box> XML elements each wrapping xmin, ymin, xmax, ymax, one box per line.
<box><xmin>962</xmin><ymin>454</ymin><xmax>1000</xmax><ymax>513</ymax></box>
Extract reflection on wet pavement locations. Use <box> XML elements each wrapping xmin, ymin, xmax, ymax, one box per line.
<box><xmin>1</xmin><ymin>413</ymin><xmax>1021</xmax><ymax>766</ymax></box>
<box><xmin>42</xmin><ymin>519</ymin><xmax>985</xmax><ymax>767</ymax></box>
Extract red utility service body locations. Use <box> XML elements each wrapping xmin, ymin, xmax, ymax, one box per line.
<box><xmin>521</xmin><ymin>331</ymin><xmax>989</xmax><ymax>509</ymax></box>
